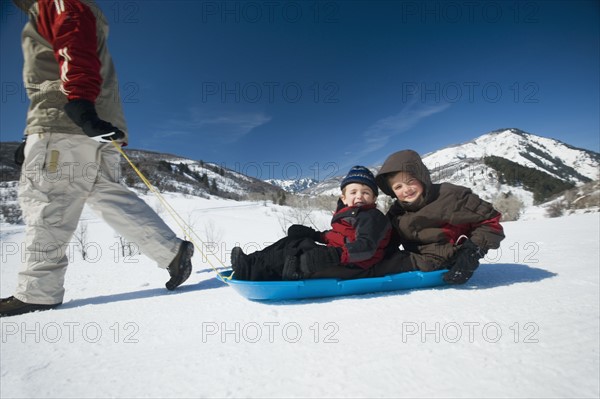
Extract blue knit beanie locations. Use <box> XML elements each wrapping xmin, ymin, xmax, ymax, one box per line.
<box><xmin>340</xmin><ymin>166</ymin><xmax>378</xmax><ymax>196</ymax></box>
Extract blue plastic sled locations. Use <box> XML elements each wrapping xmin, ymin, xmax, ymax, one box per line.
<box><xmin>217</xmin><ymin>269</ymin><xmax>448</xmax><ymax>301</ymax></box>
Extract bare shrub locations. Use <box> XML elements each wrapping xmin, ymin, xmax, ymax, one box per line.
<box><xmin>493</xmin><ymin>193</ymin><xmax>525</xmax><ymax>222</ymax></box>
<box><xmin>546</xmin><ymin>201</ymin><xmax>566</xmax><ymax>218</ymax></box>
<box><xmin>73</xmin><ymin>222</ymin><xmax>89</xmax><ymax>260</ymax></box>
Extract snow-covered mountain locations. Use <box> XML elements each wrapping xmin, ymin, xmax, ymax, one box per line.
<box><xmin>265</xmin><ymin>177</ymin><xmax>319</xmax><ymax>193</ymax></box>
<box><xmin>117</xmin><ymin>149</ymin><xmax>284</xmax><ymax>200</ymax></box>
<box><xmin>303</xmin><ymin>128</ymin><xmax>600</xmax><ymax>211</ymax></box>
<box><xmin>425</xmin><ymin>128</ymin><xmax>598</xmax><ymax>182</ymax></box>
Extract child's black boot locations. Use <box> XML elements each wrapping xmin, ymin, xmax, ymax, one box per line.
<box><xmin>282</xmin><ymin>256</ymin><xmax>303</xmax><ymax>280</ymax></box>
<box><xmin>231</xmin><ymin>246</ymin><xmax>251</xmax><ymax>280</ymax></box>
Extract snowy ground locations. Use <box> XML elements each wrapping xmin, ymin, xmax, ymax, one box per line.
<box><xmin>1</xmin><ymin>194</ymin><xmax>599</xmax><ymax>398</ymax></box>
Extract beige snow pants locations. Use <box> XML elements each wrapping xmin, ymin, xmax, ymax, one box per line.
<box><xmin>15</xmin><ymin>133</ymin><xmax>181</xmax><ymax>304</ymax></box>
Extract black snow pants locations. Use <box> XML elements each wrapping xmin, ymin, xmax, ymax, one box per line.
<box><xmin>242</xmin><ymin>237</ymin><xmax>319</xmax><ymax>281</ymax></box>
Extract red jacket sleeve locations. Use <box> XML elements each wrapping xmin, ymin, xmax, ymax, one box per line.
<box><xmin>36</xmin><ymin>0</ymin><xmax>102</xmax><ymax>102</ymax></box>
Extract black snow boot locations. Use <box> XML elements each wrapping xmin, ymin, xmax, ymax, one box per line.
<box><xmin>165</xmin><ymin>240</ymin><xmax>194</xmax><ymax>290</ymax></box>
<box><xmin>0</xmin><ymin>296</ymin><xmax>62</xmax><ymax>318</ymax></box>
<box><xmin>282</xmin><ymin>256</ymin><xmax>303</xmax><ymax>280</ymax></box>
<box><xmin>231</xmin><ymin>246</ymin><xmax>252</xmax><ymax>280</ymax></box>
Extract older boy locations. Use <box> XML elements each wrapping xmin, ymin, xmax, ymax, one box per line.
<box><xmin>231</xmin><ymin>166</ymin><xmax>392</xmax><ymax>281</ymax></box>
<box><xmin>373</xmin><ymin>149</ymin><xmax>505</xmax><ymax>284</ymax></box>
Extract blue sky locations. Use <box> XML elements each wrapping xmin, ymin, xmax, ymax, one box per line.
<box><xmin>1</xmin><ymin>0</ymin><xmax>599</xmax><ymax>180</ymax></box>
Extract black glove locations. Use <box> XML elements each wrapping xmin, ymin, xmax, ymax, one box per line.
<box><xmin>443</xmin><ymin>239</ymin><xmax>486</xmax><ymax>284</ymax></box>
<box><xmin>14</xmin><ymin>139</ymin><xmax>26</xmax><ymax>166</ymax></box>
<box><xmin>299</xmin><ymin>246</ymin><xmax>342</xmax><ymax>275</ymax></box>
<box><xmin>287</xmin><ymin>224</ymin><xmax>322</xmax><ymax>241</ymax></box>
<box><xmin>64</xmin><ymin>99</ymin><xmax>125</xmax><ymax>143</ymax></box>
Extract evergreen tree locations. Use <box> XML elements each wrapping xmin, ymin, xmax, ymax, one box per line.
<box><xmin>484</xmin><ymin>156</ymin><xmax>575</xmax><ymax>204</ymax></box>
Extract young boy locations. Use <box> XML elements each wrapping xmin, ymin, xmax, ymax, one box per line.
<box><xmin>231</xmin><ymin>166</ymin><xmax>392</xmax><ymax>281</ymax></box>
<box><xmin>372</xmin><ymin>149</ymin><xmax>505</xmax><ymax>284</ymax></box>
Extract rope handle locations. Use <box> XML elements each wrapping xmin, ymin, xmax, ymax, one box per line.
<box><xmin>110</xmin><ymin>140</ymin><xmax>232</xmax><ymax>280</ymax></box>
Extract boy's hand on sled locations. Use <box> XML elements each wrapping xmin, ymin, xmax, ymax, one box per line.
<box><xmin>299</xmin><ymin>246</ymin><xmax>342</xmax><ymax>275</ymax></box>
<box><xmin>443</xmin><ymin>239</ymin><xmax>485</xmax><ymax>284</ymax></box>
<box><xmin>287</xmin><ymin>225</ymin><xmax>322</xmax><ymax>242</ymax></box>
<box><xmin>64</xmin><ymin>99</ymin><xmax>125</xmax><ymax>143</ymax></box>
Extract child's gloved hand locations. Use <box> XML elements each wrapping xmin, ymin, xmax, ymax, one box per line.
<box><xmin>287</xmin><ymin>224</ymin><xmax>322</xmax><ymax>241</ymax></box>
<box><xmin>299</xmin><ymin>246</ymin><xmax>342</xmax><ymax>275</ymax></box>
<box><xmin>443</xmin><ymin>239</ymin><xmax>486</xmax><ymax>284</ymax></box>
<box><xmin>14</xmin><ymin>139</ymin><xmax>26</xmax><ymax>166</ymax></box>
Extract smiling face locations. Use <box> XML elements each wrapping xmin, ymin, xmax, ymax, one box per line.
<box><xmin>387</xmin><ymin>172</ymin><xmax>424</xmax><ymax>203</ymax></box>
<box><xmin>341</xmin><ymin>183</ymin><xmax>377</xmax><ymax>207</ymax></box>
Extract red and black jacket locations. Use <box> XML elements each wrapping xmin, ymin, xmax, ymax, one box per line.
<box><xmin>322</xmin><ymin>200</ymin><xmax>392</xmax><ymax>269</ymax></box>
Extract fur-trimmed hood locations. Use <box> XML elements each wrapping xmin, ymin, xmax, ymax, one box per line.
<box><xmin>375</xmin><ymin>149</ymin><xmax>433</xmax><ymax>206</ymax></box>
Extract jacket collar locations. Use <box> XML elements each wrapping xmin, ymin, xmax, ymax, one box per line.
<box><xmin>335</xmin><ymin>198</ymin><xmax>377</xmax><ymax>214</ymax></box>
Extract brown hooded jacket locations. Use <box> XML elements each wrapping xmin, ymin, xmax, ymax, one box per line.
<box><xmin>375</xmin><ymin>150</ymin><xmax>505</xmax><ymax>272</ymax></box>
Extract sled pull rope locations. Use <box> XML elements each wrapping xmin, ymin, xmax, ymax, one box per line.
<box><xmin>110</xmin><ymin>140</ymin><xmax>230</xmax><ymax>280</ymax></box>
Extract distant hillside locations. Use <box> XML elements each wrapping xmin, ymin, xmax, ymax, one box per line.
<box><xmin>0</xmin><ymin>143</ymin><xmax>286</xmax><ymax>223</ymax></box>
<box><xmin>265</xmin><ymin>177</ymin><xmax>319</xmax><ymax>193</ymax></box>
<box><xmin>117</xmin><ymin>149</ymin><xmax>283</xmax><ymax>201</ymax></box>
<box><xmin>0</xmin><ymin>142</ymin><xmax>22</xmax><ymax>182</ymax></box>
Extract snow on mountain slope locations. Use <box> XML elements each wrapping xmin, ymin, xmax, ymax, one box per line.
<box><xmin>1</xmin><ymin>194</ymin><xmax>598</xmax><ymax>398</ymax></box>
<box><xmin>423</xmin><ymin>128</ymin><xmax>598</xmax><ymax>183</ymax></box>
<box><xmin>120</xmin><ymin>149</ymin><xmax>281</xmax><ymax>199</ymax></box>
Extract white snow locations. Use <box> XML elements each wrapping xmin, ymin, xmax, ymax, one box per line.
<box><xmin>1</xmin><ymin>194</ymin><xmax>599</xmax><ymax>398</ymax></box>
